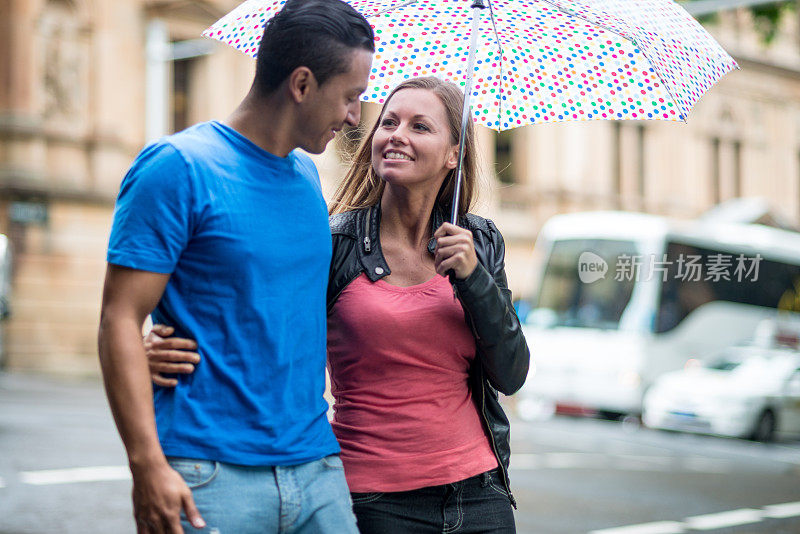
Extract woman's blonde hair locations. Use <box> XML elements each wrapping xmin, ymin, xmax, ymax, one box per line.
<box><xmin>329</xmin><ymin>76</ymin><xmax>477</xmax><ymax>216</ymax></box>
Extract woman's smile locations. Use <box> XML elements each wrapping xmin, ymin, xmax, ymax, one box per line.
<box><xmin>383</xmin><ymin>150</ymin><xmax>414</xmax><ymax>161</ymax></box>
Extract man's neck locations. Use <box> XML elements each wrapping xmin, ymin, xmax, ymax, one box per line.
<box><xmin>223</xmin><ymin>87</ymin><xmax>298</xmax><ymax>158</ymax></box>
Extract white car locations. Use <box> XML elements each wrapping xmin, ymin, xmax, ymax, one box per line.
<box><xmin>643</xmin><ymin>346</ymin><xmax>800</xmax><ymax>441</ymax></box>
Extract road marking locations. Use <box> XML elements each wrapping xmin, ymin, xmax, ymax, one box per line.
<box><xmin>681</xmin><ymin>457</ymin><xmax>734</xmax><ymax>474</ymax></box>
<box><xmin>610</xmin><ymin>455</ymin><xmax>673</xmax><ymax>466</ymax></box>
<box><xmin>514</xmin><ymin>452</ymin><xmax>672</xmax><ymax>471</ymax></box>
<box><xmin>543</xmin><ymin>452</ymin><xmax>607</xmax><ymax>469</ymax></box>
<box><xmin>589</xmin><ymin>521</ymin><xmax>685</xmax><ymax>534</ymax></box>
<box><xmin>684</xmin><ymin>509</ymin><xmax>763</xmax><ymax>530</ymax></box>
<box><xmin>592</xmin><ymin>504</ymin><xmax>798</xmax><ymax>534</ymax></box>
<box><xmin>609</xmin><ymin>462</ymin><xmax>672</xmax><ymax>472</ymax></box>
<box><xmin>511</xmin><ymin>453</ymin><xmax>727</xmax><ymax>474</ymax></box>
<box><xmin>0</xmin><ymin>476</ymin><xmax>5</xmax><ymax>488</ymax></box>
<box><xmin>20</xmin><ymin>466</ymin><xmax>130</xmax><ymax>486</ymax></box>
<box><xmin>763</xmin><ymin>501</ymin><xmax>800</xmax><ymax>519</ymax></box>
<box><xmin>511</xmin><ymin>429</ymin><xmax>604</xmax><ymax>452</ymax></box>
<box><xmin>510</xmin><ymin>453</ymin><xmax>543</xmax><ymax>469</ymax></box>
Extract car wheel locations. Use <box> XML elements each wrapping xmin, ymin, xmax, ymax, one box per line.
<box><xmin>749</xmin><ymin>410</ymin><xmax>776</xmax><ymax>442</ymax></box>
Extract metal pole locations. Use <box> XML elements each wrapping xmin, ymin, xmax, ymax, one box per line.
<box><xmin>450</xmin><ymin>0</ymin><xmax>486</xmax><ymax>225</ymax></box>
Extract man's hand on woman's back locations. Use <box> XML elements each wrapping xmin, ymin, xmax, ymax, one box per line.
<box><xmin>145</xmin><ymin>324</ymin><xmax>200</xmax><ymax>387</ymax></box>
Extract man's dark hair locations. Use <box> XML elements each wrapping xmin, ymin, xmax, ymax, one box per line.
<box><xmin>254</xmin><ymin>0</ymin><xmax>375</xmax><ymax>94</ymax></box>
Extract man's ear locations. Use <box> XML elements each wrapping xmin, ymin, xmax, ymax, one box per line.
<box><xmin>287</xmin><ymin>66</ymin><xmax>317</xmax><ymax>104</ymax></box>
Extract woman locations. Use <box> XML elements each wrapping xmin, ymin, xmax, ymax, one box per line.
<box><xmin>147</xmin><ymin>76</ymin><xmax>530</xmax><ymax>533</ymax></box>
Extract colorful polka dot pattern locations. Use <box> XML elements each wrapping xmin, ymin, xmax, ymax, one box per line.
<box><xmin>204</xmin><ymin>0</ymin><xmax>737</xmax><ymax>131</ymax></box>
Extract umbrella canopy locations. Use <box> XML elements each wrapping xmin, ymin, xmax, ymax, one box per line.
<box><xmin>204</xmin><ymin>0</ymin><xmax>737</xmax><ymax>131</ymax></box>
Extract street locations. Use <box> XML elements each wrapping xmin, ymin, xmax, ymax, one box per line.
<box><xmin>2</xmin><ymin>373</ymin><xmax>800</xmax><ymax>534</ymax></box>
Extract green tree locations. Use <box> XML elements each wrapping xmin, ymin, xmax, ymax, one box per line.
<box><xmin>685</xmin><ymin>0</ymin><xmax>791</xmax><ymax>43</ymax></box>
<box><xmin>750</xmin><ymin>2</ymin><xmax>791</xmax><ymax>42</ymax></box>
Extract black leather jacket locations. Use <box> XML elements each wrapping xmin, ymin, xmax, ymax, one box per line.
<box><xmin>327</xmin><ymin>204</ymin><xmax>530</xmax><ymax>508</ymax></box>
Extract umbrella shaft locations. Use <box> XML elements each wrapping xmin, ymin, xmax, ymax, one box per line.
<box><xmin>451</xmin><ymin>2</ymin><xmax>485</xmax><ymax>225</ymax></box>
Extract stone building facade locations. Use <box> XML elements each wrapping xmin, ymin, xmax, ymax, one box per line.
<box><xmin>1</xmin><ymin>1</ymin><xmax>799</xmax><ymax>373</ymax></box>
<box><xmin>0</xmin><ymin>0</ymin><xmax>251</xmax><ymax>373</ymax></box>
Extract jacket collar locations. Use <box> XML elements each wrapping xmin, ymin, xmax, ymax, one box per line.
<box><xmin>427</xmin><ymin>204</ymin><xmax>447</xmax><ymax>255</ymax></box>
<box><xmin>357</xmin><ymin>203</ymin><xmax>462</xmax><ymax>281</ymax></box>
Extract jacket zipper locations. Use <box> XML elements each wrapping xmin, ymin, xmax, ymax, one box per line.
<box><xmin>363</xmin><ymin>208</ymin><xmax>372</xmax><ymax>253</ymax></box>
<box><xmin>458</xmin><ymin>284</ymin><xmax>515</xmax><ymax>508</ymax></box>
<box><xmin>480</xmin><ymin>378</ymin><xmax>517</xmax><ymax>508</ymax></box>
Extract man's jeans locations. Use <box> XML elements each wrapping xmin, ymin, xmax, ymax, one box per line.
<box><xmin>167</xmin><ymin>454</ymin><xmax>357</xmax><ymax>534</ymax></box>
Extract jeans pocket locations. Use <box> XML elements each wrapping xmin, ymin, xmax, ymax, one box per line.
<box><xmin>486</xmin><ymin>469</ymin><xmax>509</xmax><ymax>498</ymax></box>
<box><xmin>350</xmin><ymin>492</ymin><xmax>384</xmax><ymax>504</ymax></box>
<box><xmin>320</xmin><ymin>454</ymin><xmax>345</xmax><ymax>470</ymax></box>
<box><xmin>166</xmin><ymin>457</ymin><xmax>220</xmax><ymax>489</ymax></box>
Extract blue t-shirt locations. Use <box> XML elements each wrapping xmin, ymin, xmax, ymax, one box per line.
<box><xmin>107</xmin><ymin>121</ymin><xmax>338</xmax><ymax>466</ymax></box>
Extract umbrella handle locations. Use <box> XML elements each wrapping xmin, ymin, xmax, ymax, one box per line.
<box><xmin>450</xmin><ymin>0</ymin><xmax>486</xmax><ymax>225</ymax></box>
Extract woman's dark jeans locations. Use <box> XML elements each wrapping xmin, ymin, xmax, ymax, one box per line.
<box><xmin>351</xmin><ymin>469</ymin><xmax>515</xmax><ymax>533</ymax></box>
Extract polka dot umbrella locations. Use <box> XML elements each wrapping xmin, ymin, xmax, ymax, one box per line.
<box><xmin>205</xmin><ymin>0</ymin><xmax>737</xmax><ymax>222</ymax></box>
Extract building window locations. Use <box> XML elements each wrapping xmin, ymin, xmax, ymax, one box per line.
<box><xmin>495</xmin><ymin>130</ymin><xmax>515</xmax><ymax>184</ymax></box>
<box><xmin>636</xmin><ymin>124</ymin><xmax>646</xmax><ymax>201</ymax></box>
<box><xmin>171</xmin><ymin>57</ymin><xmax>195</xmax><ymax>133</ymax></box>
<box><xmin>612</xmin><ymin>123</ymin><xmax>622</xmax><ymax>207</ymax></box>
<box><xmin>710</xmin><ymin>137</ymin><xmax>743</xmax><ymax>204</ymax></box>
<box><xmin>732</xmin><ymin>140</ymin><xmax>742</xmax><ymax>198</ymax></box>
<box><xmin>711</xmin><ymin>137</ymin><xmax>721</xmax><ymax>204</ymax></box>
<box><xmin>611</xmin><ymin>123</ymin><xmax>646</xmax><ymax>208</ymax></box>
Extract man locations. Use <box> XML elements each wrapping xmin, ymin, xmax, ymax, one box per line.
<box><xmin>98</xmin><ymin>1</ymin><xmax>374</xmax><ymax>532</ymax></box>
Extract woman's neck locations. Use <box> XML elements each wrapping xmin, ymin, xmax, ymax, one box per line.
<box><xmin>379</xmin><ymin>185</ymin><xmax>439</xmax><ymax>249</ymax></box>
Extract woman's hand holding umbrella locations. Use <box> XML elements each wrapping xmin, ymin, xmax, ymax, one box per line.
<box><xmin>434</xmin><ymin>222</ymin><xmax>478</xmax><ymax>280</ymax></box>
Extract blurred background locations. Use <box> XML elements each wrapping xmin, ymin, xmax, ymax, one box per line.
<box><xmin>2</xmin><ymin>0</ymin><xmax>800</xmax><ymax>533</ymax></box>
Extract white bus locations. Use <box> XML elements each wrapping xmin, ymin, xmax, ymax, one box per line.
<box><xmin>517</xmin><ymin>210</ymin><xmax>800</xmax><ymax>418</ymax></box>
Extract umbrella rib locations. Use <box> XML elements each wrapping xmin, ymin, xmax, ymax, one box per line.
<box><xmin>535</xmin><ymin>0</ymin><xmax>689</xmax><ymax>121</ymax></box>
<box><xmin>536</xmin><ymin>0</ymin><xmax>638</xmax><ymax>47</ymax></box>
<box><xmin>486</xmin><ymin>0</ymin><xmax>505</xmax><ymax>129</ymax></box>
<box><xmin>368</xmin><ymin>0</ymin><xmax>419</xmax><ymax>18</ymax></box>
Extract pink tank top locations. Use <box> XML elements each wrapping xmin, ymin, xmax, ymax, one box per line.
<box><xmin>327</xmin><ymin>273</ymin><xmax>498</xmax><ymax>493</ymax></box>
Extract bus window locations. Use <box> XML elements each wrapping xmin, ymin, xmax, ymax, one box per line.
<box><xmin>655</xmin><ymin>241</ymin><xmax>800</xmax><ymax>333</ymax></box>
<box><xmin>535</xmin><ymin>239</ymin><xmax>638</xmax><ymax>330</ymax></box>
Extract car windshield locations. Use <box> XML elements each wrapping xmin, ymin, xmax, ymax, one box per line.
<box><xmin>706</xmin><ymin>349</ymin><xmax>799</xmax><ymax>382</ymax></box>
<box><xmin>707</xmin><ymin>359</ymin><xmax>742</xmax><ymax>371</ymax></box>
<box><xmin>533</xmin><ymin>239</ymin><xmax>638</xmax><ymax>330</ymax></box>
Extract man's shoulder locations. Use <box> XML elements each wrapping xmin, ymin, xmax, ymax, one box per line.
<box><xmin>124</xmin><ymin>139</ymin><xmax>189</xmax><ymax>187</ymax></box>
<box><xmin>162</xmin><ymin>122</ymin><xmax>223</xmax><ymax>159</ymax></box>
<box><xmin>290</xmin><ymin>151</ymin><xmax>320</xmax><ymax>180</ymax></box>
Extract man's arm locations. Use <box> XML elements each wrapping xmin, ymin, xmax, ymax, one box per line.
<box><xmin>98</xmin><ymin>264</ymin><xmax>205</xmax><ymax>533</ymax></box>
